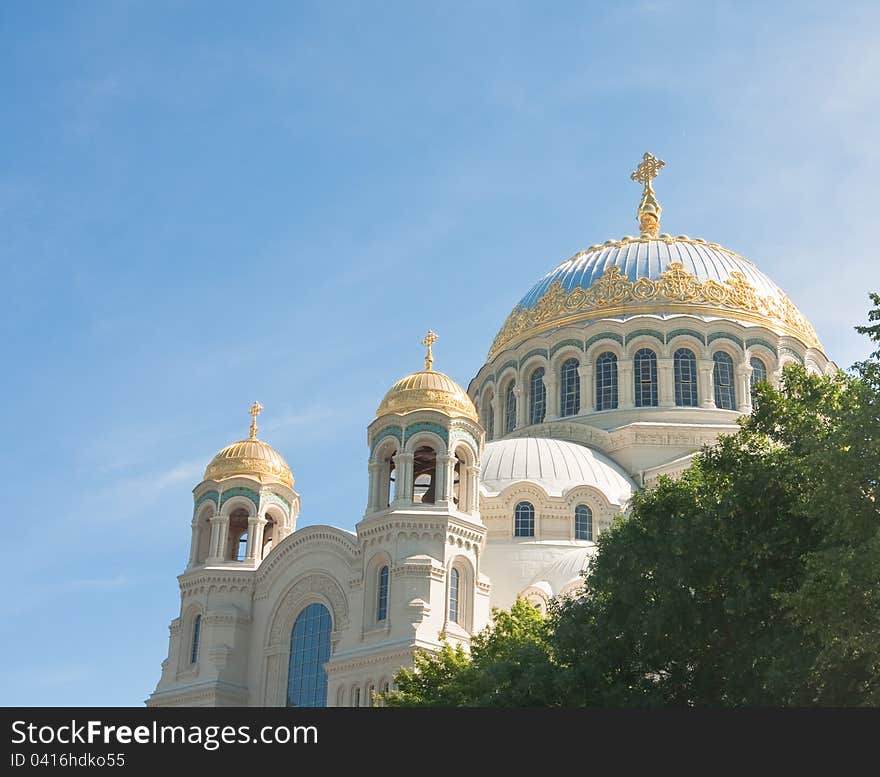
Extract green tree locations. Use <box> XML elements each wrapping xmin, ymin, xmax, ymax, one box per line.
<box><xmin>384</xmin><ymin>598</ymin><xmax>555</xmax><ymax>706</ymax></box>
<box><xmin>388</xmin><ymin>295</ymin><xmax>880</xmax><ymax>706</ymax></box>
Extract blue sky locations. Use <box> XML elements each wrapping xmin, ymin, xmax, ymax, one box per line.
<box><xmin>1</xmin><ymin>1</ymin><xmax>878</xmax><ymax>706</ymax></box>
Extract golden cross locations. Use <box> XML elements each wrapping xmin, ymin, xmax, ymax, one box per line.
<box><xmin>249</xmin><ymin>400</ymin><xmax>263</xmax><ymax>439</ymax></box>
<box><xmin>422</xmin><ymin>330</ymin><xmax>439</xmax><ymax>371</ymax></box>
<box><xmin>630</xmin><ymin>151</ymin><xmax>665</xmax><ymax>191</ymax></box>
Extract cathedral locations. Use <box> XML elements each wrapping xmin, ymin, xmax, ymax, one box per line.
<box><xmin>147</xmin><ymin>154</ymin><xmax>833</xmax><ymax>707</ymax></box>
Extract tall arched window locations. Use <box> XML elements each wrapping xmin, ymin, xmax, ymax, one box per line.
<box><xmin>236</xmin><ymin>532</ymin><xmax>248</xmax><ymax>562</ymax></box>
<box><xmin>673</xmin><ymin>348</ymin><xmax>698</xmax><ymax>407</ymax></box>
<box><xmin>529</xmin><ymin>367</ymin><xmax>546</xmax><ymax>425</ymax></box>
<box><xmin>353</xmin><ymin>687</ymin><xmax>361</xmax><ymax>707</ymax></box>
<box><xmin>190</xmin><ymin>614</ymin><xmax>201</xmax><ymax>665</ymax></box>
<box><xmin>287</xmin><ymin>603</ymin><xmax>332</xmax><ymax>707</ymax></box>
<box><xmin>448</xmin><ymin>567</ymin><xmax>460</xmax><ymax>624</ymax></box>
<box><xmin>750</xmin><ymin>356</ymin><xmax>767</xmax><ymax>399</ymax></box>
<box><xmin>376</xmin><ymin>565</ymin><xmax>389</xmax><ymax>622</ymax></box>
<box><xmin>634</xmin><ymin>348</ymin><xmax>658</xmax><ymax>407</ymax></box>
<box><xmin>595</xmin><ymin>351</ymin><xmax>618</xmax><ymax>411</ymax></box>
<box><xmin>560</xmin><ymin>358</ymin><xmax>580</xmax><ymax>417</ymax></box>
<box><xmin>504</xmin><ymin>383</ymin><xmax>517</xmax><ymax>434</ymax></box>
<box><xmin>713</xmin><ymin>352</ymin><xmax>736</xmax><ymax>409</ymax></box>
<box><xmin>514</xmin><ymin>501</ymin><xmax>535</xmax><ymax>537</ymax></box>
<box><xmin>574</xmin><ymin>505</ymin><xmax>593</xmax><ymax>541</ymax></box>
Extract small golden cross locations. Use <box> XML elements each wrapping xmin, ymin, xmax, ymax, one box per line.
<box><xmin>422</xmin><ymin>330</ymin><xmax>439</xmax><ymax>371</ymax></box>
<box><xmin>249</xmin><ymin>400</ymin><xmax>263</xmax><ymax>439</ymax></box>
<box><xmin>630</xmin><ymin>151</ymin><xmax>665</xmax><ymax>191</ymax></box>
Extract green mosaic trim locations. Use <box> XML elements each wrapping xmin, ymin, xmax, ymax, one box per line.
<box><xmin>519</xmin><ymin>348</ymin><xmax>549</xmax><ymax>367</ymax></box>
<box><xmin>496</xmin><ymin>359</ymin><xmax>518</xmax><ymax>378</ymax></box>
<box><xmin>626</xmin><ymin>329</ymin><xmax>665</xmax><ymax>345</ymax></box>
<box><xmin>550</xmin><ymin>339</ymin><xmax>585</xmax><ymax>358</ymax></box>
<box><xmin>585</xmin><ymin>332</ymin><xmax>624</xmax><ymax>351</ymax></box>
<box><xmin>219</xmin><ymin>487</ymin><xmax>260</xmax><ymax>509</ymax></box>
<box><xmin>404</xmin><ymin>422</ymin><xmax>449</xmax><ymax>446</ymax></box>
<box><xmin>708</xmin><ymin>332</ymin><xmax>744</xmax><ymax>349</ymax></box>
<box><xmin>667</xmin><ymin>328</ymin><xmax>706</xmax><ymax>345</ymax></box>
<box><xmin>780</xmin><ymin>347</ymin><xmax>804</xmax><ymax>365</ymax></box>
<box><xmin>261</xmin><ymin>492</ymin><xmax>291</xmax><ymax>511</ymax></box>
<box><xmin>194</xmin><ymin>490</ymin><xmax>219</xmax><ymax>510</ymax></box>
<box><xmin>450</xmin><ymin>428</ymin><xmax>480</xmax><ymax>454</ymax></box>
<box><xmin>745</xmin><ymin>338</ymin><xmax>778</xmax><ymax>357</ymax></box>
<box><xmin>372</xmin><ymin>426</ymin><xmax>403</xmax><ymax>450</ymax></box>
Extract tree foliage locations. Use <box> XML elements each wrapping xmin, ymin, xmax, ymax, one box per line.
<box><xmin>386</xmin><ymin>295</ymin><xmax>880</xmax><ymax>706</ymax></box>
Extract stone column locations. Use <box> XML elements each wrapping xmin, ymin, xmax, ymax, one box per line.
<box><xmin>436</xmin><ymin>453</ymin><xmax>456</xmax><ymax>507</ymax></box>
<box><xmin>367</xmin><ymin>461</ymin><xmax>383</xmax><ymax>512</ymax></box>
<box><xmin>737</xmin><ymin>364</ymin><xmax>753</xmax><ymax>412</ymax></box>
<box><xmin>490</xmin><ymin>393</ymin><xmax>501</xmax><ymax>439</ymax></box>
<box><xmin>658</xmin><ymin>358</ymin><xmax>675</xmax><ymax>407</ymax></box>
<box><xmin>245</xmin><ymin>516</ymin><xmax>267</xmax><ymax>561</ymax></box>
<box><xmin>618</xmin><ymin>359</ymin><xmax>634</xmax><ymax>409</ymax></box>
<box><xmin>467</xmin><ymin>465</ymin><xmax>481</xmax><ymax>515</ymax></box>
<box><xmin>393</xmin><ymin>452</ymin><xmax>414</xmax><ymax>506</ymax></box>
<box><xmin>214</xmin><ymin>516</ymin><xmax>231</xmax><ymax>561</ymax></box>
<box><xmin>247</xmin><ymin>518</ymin><xmax>269</xmax><ymax>561</ymax></box>
<box><xmin>514</xmin><ymin>385</ymin><xmax>525</xmax><ymax>429</ymax></box>
<box><xmin>579</xmin><ymin>362</ymin><xmax>593</xmax><ymax>413</ymax></box>
<box><xmin>544</xmin><ymin>371</ymin><xmax>558</xmax><ymax>420</ymax></box>
<box><xmin>698</xmin><ymin>359</ymin><xmax>715</xmax><ymax>408</ymax></box>
<box><xmin>187</xmin><ymin>519</ymin><xmax>200</xmax><ymax>568</ymax></box>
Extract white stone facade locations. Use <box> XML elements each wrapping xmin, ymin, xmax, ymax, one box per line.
<box><xmin>149</xmin><ymin>245</ymin><xmax>833</xmax><ymax>708</ymax></box>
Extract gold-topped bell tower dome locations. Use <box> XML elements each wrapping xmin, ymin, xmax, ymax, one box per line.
<box><xmin>204</xmin><ymin>401</ymin><xmax>294</xmax><ymax>488</ymax></box>
<box><xmin>376</xmin><ymin>330</ymin><xmax>479</xmax><ymax>422</ymax></box>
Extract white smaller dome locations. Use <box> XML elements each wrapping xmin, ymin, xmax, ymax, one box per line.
<box><xmin>480</xmin><ymin>437</ymin><xmax>635</xmax><ymax>504</ymax></box>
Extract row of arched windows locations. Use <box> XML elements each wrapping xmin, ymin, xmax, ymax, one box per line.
<box><xmin>486</xmin><ymin>351</ymin><xmax>771</xmax><ymax>436</ymax></box>
<box><xmin>514</xmin><ymin>501</ymin><xmax>594</xmax><ymax>541</ymax></box>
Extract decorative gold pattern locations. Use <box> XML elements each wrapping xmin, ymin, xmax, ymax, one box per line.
<box><xmin>204</xmin><ymin>438</ymin><xmax>294</xmax><ymax>488</ymax></box>
<box><xmin>376</xmin><ymin>370</ymin><xmax>479</xmax><ymax>422</ymax></box>
<box><xmin>249</xmin><ymin>400</ymin><xmax>262</xmax><ymax>440</ymax></box>
<box><xmin>422</xmin><ymin>329</ymin><xmax>439</xmax><ymax>372</ymax></box>
<box><xmin>488</xmin><ymin>260</ymin><xmax>820</xmax><ymax>359</ymax></box>
<box><xmin>631</xmin><ymin>151</ymin><xmax>665</xmax><ymax>238</ymax></box>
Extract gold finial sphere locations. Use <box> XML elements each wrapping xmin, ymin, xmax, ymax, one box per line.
<box><xmin>422</xmin><ymin>329</ymin><xmax>439</xmax><ymax>371</ymax></box>
<box><xmin>249</xmin><ymin>400</ymin><xmax>263</xmax><ymax>440</ymax></box>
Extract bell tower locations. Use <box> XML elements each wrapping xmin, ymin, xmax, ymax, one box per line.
<box><xmin>324</xmin><ymin>332</ymin><xmax>491</xmax><ymax>702</ymax></box>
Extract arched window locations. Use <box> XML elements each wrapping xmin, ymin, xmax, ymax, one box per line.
<box><xmin>673</xmin><ymin>348</ymin><xmax>698</xmax><ymax>407</ymax></box>
<box><xmin>750</xmin><ymin>356</ymin><xmax>767</xmax><ymax>398</ymax></box>
<box><xmin>504</xmin><ymin>383</ymin><xmax>517</xmax><ymax>434</ymax></box>
<box><xmin>413</xmin><ymin>445</ymin><xmax>437</xmax><ymax>504</ymax></box>
<box><xmin>713</xmin><ymin>352</ymin><xmax>736</xmax><ymax>409</ymax></box>
<box><xmin>595</xmin><ymin>352</ymin><xmax>618</xmax><ymax>411</ymax></box>
<box><xmin>376</xmin><ymin>565</ymin><xmax>389</xmax><ymax>622</ymax></box>
<box><xmin>514</xmin><ymin>501</ymin><xmax>535</xmax><ymax>537</ymax></box>
<box><xmin>529</xmin><ymin>367</ymin><xmax>546</xmax><ymax>425</ymax></box>
<box><xmin>560</xmin><ymin>358</ymin><xmax>580</xmax><ymax>417</ymax></box>
<box><xmin>634</xmin><ymin>348</ymin><xmax>658</xmax><ymax>407</ymax></box>
<box><xmin>574</xmin><ymin>505</ymin><xmax>593</xmax><ymax>541</ymax></box>
<box><xmin>190</xmin><ymin>614</ymin><xmax>201</xmax><ymax>665</ymax></box>
<box><xmin>353</xmin><ymin>686</ymin><xmax>361</xmax><ymax>707</ymax></box>
<box><xmin>448</xmin><ymin>567</ymin><xmax>460</xmax><ymax>624</ymax></box>
<box><xmin>236</xmin><ymin>532</ymin><xmax>248</xmax><ymax>562</ymax></box>
<box><xmin>287</xmin><ymin>603</ymin><xmax>332</xmax><ymax>707</ymax></box>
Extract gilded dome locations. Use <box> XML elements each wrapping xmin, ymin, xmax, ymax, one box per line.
<box><xmin>376</xmin><ymin>369</ymin><xmax>479</xmax><ymax>422</ymax></box>
<box><xmin>204</xmin><ymin>438</ymin><xmax>294</xmax><ymax>488</ymax></box>
<box><xmin>488</xmin><ymin>235</ymin><xmax>820</xmax><ymax>360</ymax></box>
